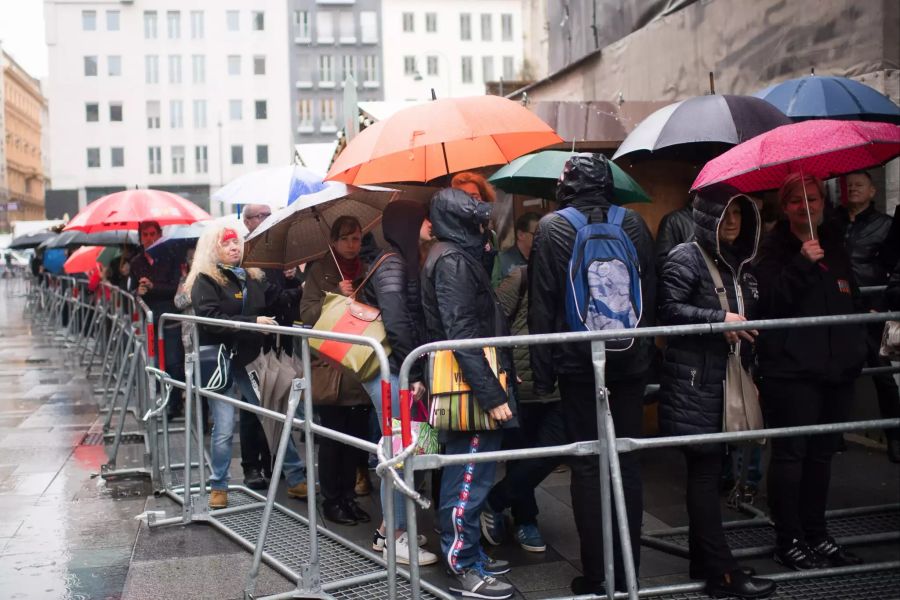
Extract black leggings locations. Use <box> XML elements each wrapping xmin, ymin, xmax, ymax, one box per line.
<box><xmin>316</xmin><ymin>405</ymin><xmax>370</xmax><ymax>503</ymax></box>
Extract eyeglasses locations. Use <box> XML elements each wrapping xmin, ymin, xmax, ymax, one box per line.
<box><xmin>245</xmin><ymin>212</ymin><xmax>271</xmax><ymax>221</ymax></box>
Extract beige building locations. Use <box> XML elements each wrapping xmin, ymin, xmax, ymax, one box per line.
<box><xmin>1</xmin><ymin>45</ymin><xmax>47</xmax><ymax>231</ymax></box>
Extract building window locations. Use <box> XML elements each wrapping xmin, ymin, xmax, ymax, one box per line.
<box><xmin>229</xmin><ymin>99</ymin><xmax>242</xmax><ymax>121</ymax></box>
<box><xmin>402</xmin><ymin>12</ymin><xmax>414</xmax><ymax>32</ymax></box>
<box><xmin>501</xmin><ymin>14</ymin><xmax>513</xmax><ymax>41</ymax></box>
<box><xmin>360</xmin><ymin>11</ymin><xmax>377</xmax><ymax>43</ymax></box>
<box><xmin>342</xmin><ymin>55</ymin><xmax>356</xmax><ymax>82</ymax></box>
<box><xmin>85</xmin><ymin>103</ymin><xmax>99</xmax><ymax>122</ymax></box>
<box><xmin>227</xmin><ymin>55</ymin><xmax>241</xmax><ymax>76</ymax></box>
<box><xmin>320</xmin><ymin>99</ymin><xmax>336</xmax><ymax>129</ymax></box>
<box><xmin>107</xmin><ymin>10</ymin><xmax>120</xmax><ymax>31</ymax></box>
<box><xmin>427</xmin><ymin>56</ymin><xmax>438</xmax><ymax>76</ymax></box>
<box><xmin>192</xmin><ymin>55</ymin><xmax>205</xmax><ymax>84</ymax></box>
<box><xmin>316</xmin><ymin>11</ymin><xmax>334</xmax><ymax>44</ymax></box>
<box><xmin>111</xmin><ymin>147</ymin><xmax>124</xmax><ymax>167</ymax></box>
<box><xmin>170</xmin><ymin>100</ymin><xmax>183</xmax><ymax>128</ymax></box>
<box><xmin>256</xmin><ymin>145</ymin><xmax>269</xmax><ymax>165</ymax></box>
<box><xmin>82</xmin><ymin>10</ymin><xmax>97</xmax><ymax>31</ymax></box>
<box><xmin>502</xmin><ymin>56</ymin><xmax>514</xmax><ymax>80</ymax></box>
<box><xmin>426</xmin><ymin>13</ymin><xmax>437</xmax><ymax>32</ymax></box>
<box><xmin>109</xmin><ymin>102</ymin><xmax>123</xmax><ymax>122</ymax></box>
<box><xmin>297</xmin><ymin>99</ymin><xmax>313</xmax><ymax>128</ymax></box>
<box><xmin>148</xmin><ymin>146</ymin><xmax>162</xmax><ymax>174</ymax></box>
<box><xmin>255</xmin><ymin>100</ymin><xmax>268</xmax><ymax>120</ymax></box>
<box><xmin>481</xmin><ymin>14</ymin><xmax>492</xmax><ymax>41</ymax></box>
<box><xmin>108</xmin><ymin>55</ymin><xmax>122</xmax><ymax>76</ymax></box>
<box><xmin>294</xmin><ymin>10</ymin><xmax>311</xmax><ymax>41</ymax></box>
<box><xmin>482</xmin><ymin>56</ymin><xmax>494</xmax><ymax>82</ymax></box>
<box><xmin>190</xmin><ymin>11</ymin><xmax>204</xmax><ymax>39</ymax></box>
<box><xmin>167</xmin><ymin>11</ymin><xmax>181</xmax><ymax>39</ymax></box>
<box><xmin>193</xmin><ymin>100</ymin><xmax>207</xmax><ymax>128</ymax></box>
<box><xmin>146</xmin><ymin>101</ymin><xmax>160</xmax><ymax>128</ymax></box>
<box><xmin>461</xmin><ymin>56</ymin><xmax>473</xmax><ymax>83</ymax></box>
<box><xmin>168</xmin><ymin>55</ymin><xmax>182</xmax><ymax>84</ymax></box>
<box><xmin>318</xmin><ymin>55</ymin><xmax>334</xmax><ymax>85</ymax></box>
<box><xmin>252</xmin><ymin>11</ymin><xmax>265</xmax><ymax>30</ymax></box>
<box><xmin>231</xmin><ymin>145</ymin><xmax>243</xmax><ymax>165</ymax></box>
<box><xmin>362</xmin><ymin>55</ymin><xmax>378</xmax><ymax>84</ymax></box>
<box><xmin>195</xmin><ymin>146</ymin><xmax>208</xmax><ymax>173</ymax></box>
<box><xmin>253</xmin><ymin>56</ymin><xmax>266</xmax><ymax>75</ymax></box>
<box><xmin>84</xmin><ymin>56</ymin><xmax>98</xmax><ymax>77</ymax></box>
<box><xmin>87</xmin><ymin>147</ymin><xmax>100</xmax><ymax>168</ymax></box>
<box><xmin>226</xmin><ymin>10</ymin><xmax>239</xmax><ymax>32</ymax></box>
<box><xmin>403</xmin><ymin>56</ymin><xmax>417</xmax><ymax>76</ymax></box>
<box><xmin>296</xmin><ymin>54</ymin><xmax>313</xmax><ymax>86</ymax></box>
<box><xmin>339</xmin><ymin>11</ymin><xmax>355</xmax><ymax>43</ymax></box>
<box><xmin>144</xmin><ymin>11</ymin><xmax>158</xmax><ymax>39</ymax></box>
<box><xmin>145</xmin><ymin>55</ymin><xmax>159</xmax><ymax>84</ymax></box>
<box><xmin>460</xmin><ymin>14</ymin><xmax>471</xmax><ymax>41</ymax></box>
<box><xmin>171</xmin><ymin>146</ymin><xmax>185</xmax><ymax>174</ymax></box>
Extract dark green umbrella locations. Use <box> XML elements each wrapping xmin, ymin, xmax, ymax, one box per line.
<box><xmin>488</xmin><ymin>150</ymin><xmax>651</xmax><ymax>204</ymax></box>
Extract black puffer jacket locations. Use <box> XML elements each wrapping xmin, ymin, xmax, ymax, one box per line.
<box><xmin>529</xmin><ymin>153</ymin><xmax>656</xmax><ymax>393</ymax></box>
<box><xmin>754</xmin><ymin>220</ymin><xmax>867</xmax><ymax>382</ymax></box>
<box><xmin>833</xmin><ymin>205</ymin><xmax>892</xmax><ymax>305</ymax></box>
<box><xmin>655</xmin><ymin>205</ymin><xmax>695</xmax><ymax>273</ymax></box>
<box><xmin>421</xmin><ymin>188</ymin><xmax>517</xmax><ymax>424</ymax></box>
<box><xmin>658</xmin><ymin>190</ymin><xmax>760</xmax><ymax>436</ymax></box>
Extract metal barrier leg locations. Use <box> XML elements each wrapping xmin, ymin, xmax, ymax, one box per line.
<box><xmin>296</xmin><ymin>338</ymin><xmax>323</xmax><ymax>596</ymax></box>
<box><xmin>104</xmin><ymin>342</ymin><xmax>141</xmax><ymax>471</ymax></box>
<box><xmin>604</xmin><ymin>401</ymin><xmax>639</xmax><ymax>600</ymax></box>
<box><xmin>592</xmin><ymin>340</ymin><xmax>617</xmax><ymax>599</ymax></box>
<box><xmin>403</xmin><ymin>458</ymin><xmax>417</xmax><ymax>600</ymax></box>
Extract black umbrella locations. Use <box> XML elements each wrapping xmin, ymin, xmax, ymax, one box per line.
<box><xmin>40</xmin><ymin>229</ymin><xmax>139</xmax><ymax>249</ymax></box>
<box><xmin>612</xmin><ymin>94</ymin><xmax>791</xmax><ymax>163</ymax></box>
<box><xmin>8</xmin><ymin>230</ymin><xmax>55</xmax><ymax>249</ymax></box>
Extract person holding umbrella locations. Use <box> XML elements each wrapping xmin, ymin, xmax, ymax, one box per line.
<box><xmin>754</xmin><ymin>173</ymin><xmax>867</xmax><ymax>570</ymax></box>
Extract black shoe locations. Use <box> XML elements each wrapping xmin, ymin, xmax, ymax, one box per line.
<box><xmin>887</xmin><ymin>437</ymin><xmax>900</xmax><ymax>464</ymax></box>
<box><xmin>773</xmin><ymin>539</ymin><xmax>830</xmax><ymax>570</ymax></box>
<box><xmin>322</xmin><ymin>500</ymin><xmax>357</xmax><ymax>525</ymax></box>
<box><xmin>690</xmin><ymin>565</ymin><xmax>757</xmax><ymax>580</ymax></box>
<box><xmin>243</xmin><ymin>468</ymin><xmax>268</xmax><ymax>491</ymax></box>
<box><xmin>571</xmin><ymin>576</ymin><xmax>608</xmax><ymax>595</ymax></box>
<box><xmin>342</xmin><ymin>498</ymin><xmax>371</xmax><ymax>523</ymax></box>
<box><xmin>810</xmin><ymin>536</ymin><xmax>863</xmax><ymax>566</ymax></box>
<box><xmin>706</xmin><ymin>570</ymin><xmax>776</xmax><ymax>599</ymax></box>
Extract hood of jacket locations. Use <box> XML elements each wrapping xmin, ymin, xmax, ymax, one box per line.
<box><xmin>429</xmin><ymin>188</ymin><xmax>492</xmax><ymax>254</ymax></box>
<box><xmin>382</xmin><ymin>199</ymin><xmax>428</xmax><ymax>279</ymax></box>
<box><xmin>555</xmin><ymin>152</ymin><xmax>615</xmax><ymax>210</ymax></box>
<box><xmin>692</xmin><ymin>187</ymin><xmax>760</xmax><ymax>272</ymax></box>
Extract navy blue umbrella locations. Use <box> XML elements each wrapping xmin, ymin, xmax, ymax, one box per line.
<box><xmin>755</xmin><ymin>74</ymin><xmax>900</xmax><ymax>124</ymax></box>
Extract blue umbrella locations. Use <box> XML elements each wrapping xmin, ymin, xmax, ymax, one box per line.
<box><xmin>211</xmin><ymin>165</ymin><xmax>326</xmax><ymax>209</ymax></box>
<box><xmin>755</xmin><ymin>74</ymin><xmax>900</xmax><ymax>124</ymax></box>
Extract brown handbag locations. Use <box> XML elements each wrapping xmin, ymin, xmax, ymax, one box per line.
<box><xmin>695</xmin><ymin>243</ymin><xmax>764</xmax><ymax>434</ymax></box>
<box><xmin>310</xmin><ymin>358</ymin><xmax>342</xmax><ymax>406</ymax></box>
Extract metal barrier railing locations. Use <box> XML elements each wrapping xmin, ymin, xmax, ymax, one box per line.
<box><xmin>396</xmin><ymin>310</ymin><xmax>900</xmax><ymax>600</ymax></box>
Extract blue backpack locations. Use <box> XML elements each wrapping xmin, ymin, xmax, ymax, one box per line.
<box><xmin>558</xmin><ymin>205</ymin><xmax>643</xmax><ymax>350</ymax></box>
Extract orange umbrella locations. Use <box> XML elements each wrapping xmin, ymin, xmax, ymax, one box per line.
<box><xmin>326</xmin><ymin>96</ymin><xmax>562</xmax><ymax>185</ymax></box>
<box><xmin>64</xmin><ymin>245</ymin><xmax>117</xmax><ymax>274</ymax></box>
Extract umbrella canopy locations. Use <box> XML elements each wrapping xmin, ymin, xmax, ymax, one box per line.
<box><xmin>488</xmin><ymin>150</ymin><xmax>651</xmax><ymax>204</ymax></box>
<box><xmin>755</xmin><ymin>75</ymin><xmax>900</xmax><ymax>124</ymax></box>
<box><xmin>612</xmin><ymin>94</ymin><xmax>791</xmax><ymax>162</ymax></box>
<box><xmin>691</xmin><ymin>120</ymin><xmax>900</xmax><ymax>193</ymax></box>
<box><xmin>212</xmin><ymin>165</ymin><xmax>326</xmax><ymax>209</ymax></box>
<box><xmin>63</xmin><ymin>246</ymin><xmax>118</xmax><ymax>274</ymax></box>
<box><xmin>243</xmin><ymin>182</ymin><xmax>398</xmax><ymax>269</ymax></box>
<box><xmin>65</xmin><ymin>189</ymin><xmax>211</xmax><ymax>233</ymax></box>
<box><xmin>145</xmin><ymin>215</ymin><xmax>245</xmax><ymax>262</ymax></box>
<box><xmin>326</xmin><ymin>95</ymin><xmax>563</xmax><ymax>185</ymax></box>
<box><xmin>41</xmin><ymin>229</ymin><xmax>138</xmax><ymax>249</ymax></box>
<box><xmin>8</xmin><ymin>230</ymin><xmax>56</xmax><ymax>249</ymax></box>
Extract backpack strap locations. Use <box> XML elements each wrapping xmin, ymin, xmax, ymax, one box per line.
<box><xmin>558</xmin><ymin>206</ymin><xmax>588</xmax><ymax>230</ymax></box>
<box><xmin>606</xmin><ymin>204</ymin><xmax>625</xmax><ymax>226</ymax></box>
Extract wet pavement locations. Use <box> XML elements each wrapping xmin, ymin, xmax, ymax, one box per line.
<box><xmin>1</xmin><ymin>278</ymin><xmax>898</xmax><ymax>599</ymax></box>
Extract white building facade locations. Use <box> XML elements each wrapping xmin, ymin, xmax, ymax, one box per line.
<box><xmin>380</xmin><ymin>1</ymin><xmax>524</xmax><ymax>101</ymax></box>
<box><xmin>44</xmin><ymin>0</ymin><xmax>292</xmax><ymax>215</ymax></box>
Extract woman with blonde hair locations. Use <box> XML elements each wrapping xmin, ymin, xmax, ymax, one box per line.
<box><xmin>188</xmin><ymin>224</ymin><xmax>307</xmax><ymax>509</ymax></box>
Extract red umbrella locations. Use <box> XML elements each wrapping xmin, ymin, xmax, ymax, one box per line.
<box><xmin>64</xmin><ymin>245</ymin><xmax>117</xmax><ymax>274</ymax></box>
<box><xmin>65</xmin><ymin>189</ymin><xmax>211</xmax><ymax>233</ymax></box>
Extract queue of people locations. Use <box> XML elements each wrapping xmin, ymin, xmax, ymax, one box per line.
<box><xmin>142</xmin><ymin>154</ymin><xmax>896</xmax><ymax>600</ymax></box>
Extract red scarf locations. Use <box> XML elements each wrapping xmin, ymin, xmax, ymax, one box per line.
<box><xmin>334</xmin><ymin>252</ymin><xmax>362</xmax><ymax>281</ymax></box>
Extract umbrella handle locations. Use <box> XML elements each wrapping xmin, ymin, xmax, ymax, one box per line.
<box><xmin>800</xmin><ymin>168</ymin><xmax>816</xmax><ymax>241</ymax></box>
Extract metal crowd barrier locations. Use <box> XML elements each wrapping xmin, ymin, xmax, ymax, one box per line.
<box><xmin>395</xmin><ymin>310</ymin><xmax>900</xmax><ymax>600</ymax></box>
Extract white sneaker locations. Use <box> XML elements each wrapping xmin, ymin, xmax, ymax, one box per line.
<box><xmin>372</xmin><ymin>529</ymin><xmax>427</xmax><ymax>551</ymax></box>
<box><xmin>384</xmin><ymin>532</ymin><xmax>438</xmax><ymax>566</ymax></box>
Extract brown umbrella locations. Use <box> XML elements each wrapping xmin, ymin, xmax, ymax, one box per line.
<box><xmin>244</xmin><ymin>348</ymin><xmax>301</xmax><ymax>454</ymax></box>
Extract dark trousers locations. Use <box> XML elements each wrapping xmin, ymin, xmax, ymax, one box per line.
<box><xmin>685</xmin><ymin>447</ymin><xmax>739</xmax><ymax>578</ymax></box>
<box><xmin>559</xmin><ymin>375</ymin><xmax>645</xmax><ymax>591</ymax></box>
<box><xmin>868</xmin><ymin>327</ymin><xmax>900</xmax><ymax>439</ymax></box>
<box><xmin>239</xmin><ymin>410</ymin><xmax>272</xmax><ymax>474</ymax></box>
<box><xmin>487</xmin><ymin>401</ymin><xmax>568</xmax><ymax>524</ymax></box>
<box><xmin>761</xmin><ymin>377</ymin><xmax>853</xmax><ymax>549</ymax></box>
<box><xmin>317</xmin><ymin>405</ymin><xmax>370</xmax><ymax>503</ymax></box>
<box><xmin>439</xmin><ymin>429</ymin><xmax>504</xmax><ymax>572</ymax></box>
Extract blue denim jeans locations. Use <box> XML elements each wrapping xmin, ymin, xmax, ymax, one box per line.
<box><xmin>208</xmin><ymin>363</ymin><xmax>307</xmax><ymax>491</ymax></box>
<box><xmin>362</xmin><ymin>375</ymin><xmax>408</xmax><ymax>531</ymax></box>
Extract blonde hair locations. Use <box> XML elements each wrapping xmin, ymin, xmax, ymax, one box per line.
<box><xmin>778</xmin><ymin>173</ymin><xmax>825</xmax><ymax>207</ymax></box>
<box><xmin>451</xmin><ymin>171</ymin><xmax>497</xmax><ymax>203</ymax></box>
<box><xmin>184</xmin><ymin>223</ymin><xmax>263</xmax><ymax>297</ymax></box>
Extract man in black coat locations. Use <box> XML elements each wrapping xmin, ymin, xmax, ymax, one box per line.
<box><xmin>529</xmin><ymin>153</ymin><xmax>656</xmax><ymax>595</ymax></box>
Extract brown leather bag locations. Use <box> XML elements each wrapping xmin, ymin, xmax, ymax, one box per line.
<box><xmin>310</xmin><ymin>357</ymin><xmax>342</xmax><ymax>406</ymax></box>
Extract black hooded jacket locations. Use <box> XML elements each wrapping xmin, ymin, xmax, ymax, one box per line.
<box><xmin>832</xmin><ymin>204</ymin><xmax>892</xmax><ymax>299</ymax></box>
<box><xmin>360</xmin><ymin>200</ymin><xmax>428</xmax><ymax>382</ymax></box>
<box><xmin>658</xmin><ymin>190</ymin><xmax>760</xmax><ymax>436</ymax></box>
<box><xmin>529</xmin><ymin>153</ymin><xmax>656</xmax><ymax>393</ymax></box>
<box><xmin>421</xmin><ymin>189</ymin><xmax>517</xmax><ymax>423</ymax></box>
<box><xmin>754</xmin><ymin>219</ymin><xmax>867</xmax><ymax>382</ymax></box>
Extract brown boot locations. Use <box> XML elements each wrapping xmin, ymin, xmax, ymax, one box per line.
<box><xmin>355</xmin><ymin>467</ymin><xmax>372</xmax><ymax>496</ymax></box>
<box><xmin>287</xmin><ymin>481</ymin><xmax>309</xmax><ymax>499</ymax></box>
<box><xmin>209</xmin><ymin>490</ymin><xmax>228</xmax><ymax>509</ymax></box>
